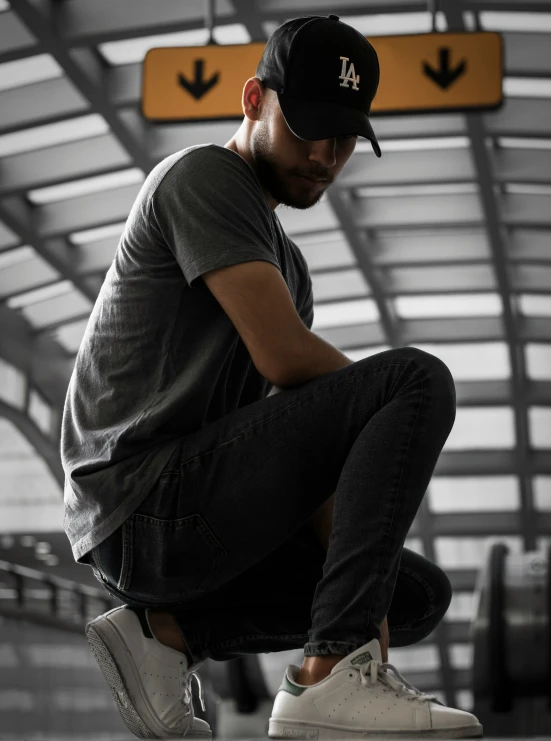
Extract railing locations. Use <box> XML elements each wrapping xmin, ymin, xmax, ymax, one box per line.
<box><xmin>0</xmin><ymin>558</ymin><xmax>120</xmax><ymax>632</ymax></box>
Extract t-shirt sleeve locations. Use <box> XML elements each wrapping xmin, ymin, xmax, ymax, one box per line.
<box><xmin>302</xmin><ymin>271</ymin><xmax>314</xmax><ymax>330</ymax></box>
<box><xmin>148</xmin><ymin>146</ymin><xmax>281</xmax><ymax>288</ymax></box>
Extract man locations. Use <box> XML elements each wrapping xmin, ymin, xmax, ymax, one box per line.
<box><xmin>62</xmin><ymin>14</ymin><xmax>483</xmax><ymax>740</ymax></box>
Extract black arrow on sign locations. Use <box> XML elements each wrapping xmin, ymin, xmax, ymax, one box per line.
<box><xmin>178</xmin><ymin>59</ymin><xmax>219</xmax><ymax>100</ymax></box>
<box><xmin>423</xmin><ymin>47</ymin><xmax>466</xmax><ymax>90</ymax></box>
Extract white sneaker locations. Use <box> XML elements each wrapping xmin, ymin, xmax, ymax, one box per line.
<box><xmin>86</xmin><ymin>605</ymin><xmax>212</xmax><ymax>738</ymax></box>
<box><xmin>268</xmin><ymin>638</ymin><xmax>483</xmax><ymax>739</ymax></box>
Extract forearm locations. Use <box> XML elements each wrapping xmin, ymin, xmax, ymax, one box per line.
<box><xmin>276</xmin><ymin>330</ymin><xmax>354</xmax><ymax>390</ymax></box>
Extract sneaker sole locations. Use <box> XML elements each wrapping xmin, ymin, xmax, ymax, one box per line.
<box><xmin>268</xmin><ymin>717</ymin><xmax>484</xmax><ymax>739</ymax></box>
<box><xmin>86</xmin><ymin>618</ymin><xmax>212</xmax><ymax>739</ymax></box>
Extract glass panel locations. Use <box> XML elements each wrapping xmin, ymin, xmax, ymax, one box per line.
<box><xmin>525</xmin><ymin>343</ymin><xmax>551</xmax><ymax>380</ymax></box>
<box><xmin>444</xmin><ymin>407</ymin><xmax>515</xmax><ymax>450</ymax></box>
<box><xmin>518</xmin><ymin>294</ymin><xmax>551</xmax><ymax>317</ymax></box>
<box><xmin>429</xmin><ymin>476</ymin><xmax>519</xmax><ymax>513</ymax></box>
<box><xmin>456</xmin><ymin>689</ymin><xmax>474</xmax><ymax>712</ymax></box>
<box><xmin>345</xmin><ymin>345</ymin><xmax>392</xmax><ymax>362</ymax></box>
<box><xmin>0</xmin><ymin>420</ymin><xmax>63</xmax><ymax>532</ymax></box>
<box><xmin>355</xmin><ymin>136</ymin><xmax>469</xmax><ymax>154</ymax></box>
<box><xmin>395</xmin><ymin>293</ymin><xmax>502</xmax><ymax>319</ymax></box>
<box><xmin>435</xmin><ymin>536</ymin><xmax>523</xmax><ymax>570</ymax></box>
<box><xmin>18</xmin><ymin>290</ymin><xmax>92</xmax><ymax>329</ymax></box>
<box><xmin>356</xmin><ymin>183</ymin><xmax>478</xmax><ymax>198</ymax></box>
<box><xmin>449</xmin><ymin>644</ymin><xmax>474</xmax><ymax>670</ymax></box>
<box><xmin>312</xmin><ymin>298</ymin><xmax>379</xmax><ymax>330</ymax></box>
<box><xmin>7</xmin><ymin>279</ymin><xmax>73</xmax><ymax>309</ymax></box>
<box><xmin>312</xmin><ymin>269</ymin><xmax>370</xmax><ymax>302</ymax></box>
<box><xmin>412</xmin><ymin>342</ymin><xmax>510</xmax><ymax>381</ymax></box>
<box><xmin>0</xmin><ymin>358</ymin><xmax>25</xmax><ymax>410</ymax></box>
<box><xmin>28</xmin><ymin>389</ymin><xmax>52</xmax><ymax>437</ymax></box>
<box><xmin>53</xmin><ymin>318</ymin><xmax>89</xmax><ymax>354</ymax></box>
<box><xmin>528</xmin><ymin>407</ymin><xmax>551</xmax><ymax>448</ymax></box>
<box><xmin>533</xmin><ymin>476</ymin><xmax>551</xmax><ymax>511</ymax></box>
<box><xmin>0</xmin><ymin>254</ymin><xmax>60</xmax><ymax>302</ymax></box>
<box><xmin>404</xmin><ymin>537</ymin><xmax>424</xmax><ymax>557</ymax></box>
<box><xmin>99</xmin><ymin>25</ymin><xmax>251</xmax><ymax>65</ymax></box>
<box><xmin>0</xmin><ymin>114</ymin><xmax>108</xmax><ymax>157</ymax></box>
<box><xmin>498</xmin><ymin>137</ymin><xmax>551</xmax><ymax>150</ymax></box>
<box><xmin>27</xmin><ymin>168</ymin><xmax>144</xmax><ymax>205</ymax></box>
<box><xmin>338</xmin><ymin>11</ymin><xmax>447</xmax><ymax>35</ymax></box>
<box><xmin>0</xmin><ymin>54</ymin><xmax>63</xmax><ymax>93</ymax></box>
<box><xmin>480</xmin><ymin>11</ymin><xmax>551</xmax><ymax>32</ymax></box>
<box><xmin>295</xmin><ymin>232</ymin><xmax>355</xmax><ymax>271</ymax></box>
<box><xmin>0</xmin><ymin>245</ymin><xmax>33</xmax><ymax>270</ymax></box>
<box><xmin>503</xmin><ymin>78</ymin><xmax>551</xmax><ymax>99</ymax></box>
<box><xmin>445</xmin><ymin>592</ymin><xmax>477</xmax><ymax>622</ymax></box>
<box><xmin>505</xmin><ymin>184</ymin><xmax>551</xmax><ymax>195</ymax></box>
<box><xmin>69</xmin><ymin>221</ymin><xmax>126</xmax><ymax>245</ymax></box>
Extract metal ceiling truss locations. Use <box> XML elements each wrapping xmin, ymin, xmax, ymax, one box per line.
<box><xmin>1</xmin><ymin>0</ymin><xmax>551</xmax><ymax>706</ymax></box>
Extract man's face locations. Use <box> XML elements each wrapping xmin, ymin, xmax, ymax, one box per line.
<box><xmin>250</xmin><ymin>89</ymin><xmax>357</xmax><ymax>210</ymax></box>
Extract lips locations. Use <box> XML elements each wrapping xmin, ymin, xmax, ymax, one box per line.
<box><xmin>299</xmin><ymin>175</ymin><xmax>329</xmax><ymax>183</ymax></box>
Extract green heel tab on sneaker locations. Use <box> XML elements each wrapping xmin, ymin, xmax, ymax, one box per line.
<box><xmin>279</xmin><ymin>672</ymin><xmax>308</xmax><ymax>696</ymax></box>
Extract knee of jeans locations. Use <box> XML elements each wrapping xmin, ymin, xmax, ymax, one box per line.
<box><xmin>394</xmin><ymin>347</ymin><xmax>456</xmax><ymax>401</ymax></box>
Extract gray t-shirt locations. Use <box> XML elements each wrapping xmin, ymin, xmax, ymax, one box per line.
<box><xmin>60</xmin><ymin>144</ymin><xmax>314</xmax><ymax>564</ymax></box>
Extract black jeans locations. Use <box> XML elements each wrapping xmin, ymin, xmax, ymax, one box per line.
<box><xmin>89</xmin><ymin>347</ymin><xmax>456</xmax><ymax>666</ymax></box>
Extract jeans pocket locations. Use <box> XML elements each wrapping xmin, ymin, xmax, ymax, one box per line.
<box><xmin>120</xmin><ymin>511</ymin><xmax>227</xmax><ymax>603</ymax></box>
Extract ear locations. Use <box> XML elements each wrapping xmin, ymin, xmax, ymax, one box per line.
<box><xmin>242</xmin><ymin>77</ymin><xmax>266</xmax><ymax>122</ymax></box>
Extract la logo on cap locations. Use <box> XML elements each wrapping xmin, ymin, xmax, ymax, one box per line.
<box><xmin>339</xmin><ymin>56</ymin><xmax>360</xmax><ymax>90</ymax></box>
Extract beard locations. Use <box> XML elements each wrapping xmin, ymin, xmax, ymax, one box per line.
<box><xmin>250</xmin><ymin>124</ymin><xmax>327</xmax><ymax>210</ymax></box>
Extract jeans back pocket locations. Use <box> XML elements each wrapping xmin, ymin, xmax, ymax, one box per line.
<box><xmin>119</xmin><ymin>511</ymin><xmax>227</xmax><ymax>604</ymax></box>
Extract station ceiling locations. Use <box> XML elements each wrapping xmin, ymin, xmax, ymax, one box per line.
<box><xmin>0</xmin><ymin>0</ymin><xmax>550</xmax><ymax>710</ymax></box>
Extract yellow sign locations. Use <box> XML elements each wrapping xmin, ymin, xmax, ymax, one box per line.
<box><xmin>141</xmin><ymin>32</ymin><xmax>502</xmax><ymax>122</ymax></box>
<box><xmin>371</xmin><ymin>32</ymin><xmax>502</xmax><ymax>114</ymax></box>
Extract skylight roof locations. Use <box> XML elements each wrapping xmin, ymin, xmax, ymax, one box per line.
<box><xmin>0</xmin><ymin>54</ymin><xmax>63</xmax><ymax>93</ymax></box>
<box><xmin>395</xmin><ymin>293</ymin><xmax>503</xmax><ymax>319</ymax></box>
<box><xmin>337</xmin><ymin>11</ymin><xmax>447</xmax><ymax>36</ymax></box>
<box><xmin>503</xmin><ymin>77</ymin><xmax>551</xmax><ymax>98</ymax></box>
<box><xmin>99</xmin><ymin>24</ymin><xmax>251</xmax><ymax>65</ymax></box>
<box><xmin>355</xmin><ymin>137</ymin><xmax>470</xmax><ymax>154</ymax></box>
<box><xmin>0</xmin><ymin>114</ymin><xmax>109</xmax><ymax>157</ymax></box>
<box><xmin>27</xmin><ymin>169</ymin><xmax>145</xmax><ymax>205</ymax></box>
<box><xmin>69</xmin><ymin>222</ymin><xmax>127</xmax><ymax>245</ymax></box>
<box><xmin>480</xmin><ymin>11</ymin><xmax>551</xmax><ymax>33</ymax></box>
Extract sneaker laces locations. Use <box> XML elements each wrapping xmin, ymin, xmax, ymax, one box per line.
<box><xmin>178</xmin><ymin>660</ymin><xmax>206</xmax><ymax>737</ymax></box>
<box><xmin>358</xmin><ymin>659</ymin><xmax>445</xmax><ymax>705</ymax></box>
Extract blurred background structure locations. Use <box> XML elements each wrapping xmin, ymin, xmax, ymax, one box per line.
<box><xmin>0</xmin><ymin>0</ymin><xmax>550</xmax><ymax>738</ymax></box>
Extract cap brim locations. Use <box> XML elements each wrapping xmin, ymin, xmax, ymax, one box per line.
<box><xmin>277</xmin><ymin>93</ymin><xmax>381</xmax><ymax>157</ymax></box>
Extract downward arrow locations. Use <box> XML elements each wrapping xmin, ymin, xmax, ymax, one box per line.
<box><xmin>178</xmin><ymin>59</ymin><xmax>219</xmax><ymax>100</ymax></box>
<box><xmin>423</xmin><ymin>47</ymin><xmax>466</xmax><ymax>90</ymax></box>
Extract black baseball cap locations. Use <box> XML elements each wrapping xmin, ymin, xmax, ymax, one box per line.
<box><xmin>256</xmin><ymin>14</ymin><xmax>381</xmax><ymax>157</ymax></box>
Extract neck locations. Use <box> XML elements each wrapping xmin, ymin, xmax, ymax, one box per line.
<box><xmin>225</xmin><ymin>132</ymin><xmax>279</xmax><ymax>211</ymax></box>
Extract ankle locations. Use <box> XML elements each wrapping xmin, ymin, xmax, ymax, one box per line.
<box><xmin>148</xmin><ymin>610</ymin><xmax>192</xmax><ymax>663</ymax></box>
<box><xmin>297</xmin><ymin>655</ymin><xmax>345</xmax><ymax>686</ymax></box>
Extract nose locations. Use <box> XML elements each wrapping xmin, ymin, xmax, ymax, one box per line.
<box><xmin>308</xmin><ymin>138</ymin><xmax>337</xmax><ymax>169</ymax></box>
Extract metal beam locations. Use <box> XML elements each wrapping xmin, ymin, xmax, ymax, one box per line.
<box><xmin>0</xmin><ymin>399</ymin><xmax>64</xmax><ymax>487</ymax></box>
<box><xmin>8</xmin><ymin>0</ymin><xmax>155</xmax><ymax>174</ymax></box>
<box><xmin>445</xmin><ymin>2</ymin><xmax>537</xmax><ymax>552</ymax></box>
<box><xmin>327</xmin><ymin>190</ymin><xmax>402</xmax><ymax>346</ymax></box>
<box><xmin>415</xmin><ymin>499</ymin><xmax>458</xmax><ymax>708</ymax></box>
